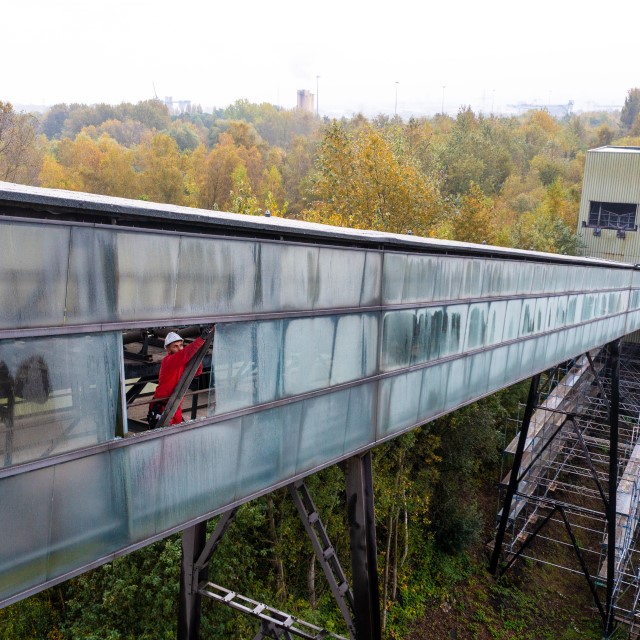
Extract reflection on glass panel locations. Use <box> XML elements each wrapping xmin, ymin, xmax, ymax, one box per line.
<box><xmin>0</xmin><ymin>222</ymin><xmax>70</xmax><ymax>329</ymax></box>
<box><xmin>66</xmin><ymin>228</ymin><xmax>118</xmax><ymax>324</ymax></box>
<box><xmin>213</xmin><ymin>314</ymin><xmax>378</xmax><ymax>414</ymax></box>
<box><xmin>0</xmin><ymin>333</ymin><xmax>121</xmax><ymax>468</ymax></box>
<box><xmin>116</xmin><ymin>232</ymin><xmax>181</xmax><ymax>321</ymax></box>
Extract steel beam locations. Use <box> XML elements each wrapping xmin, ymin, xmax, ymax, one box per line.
<box><xmin>178</xmin><ymin>521</ymin><xmax>208</xmax><ymax>640</ymax></box>
<box><xmin>605</xmin><ymin>340</ymin><xmax>621</xmax><ymax>638</ymax></box>
<box><xmin>490</xmin><ymin>373</ymin><xmax>540</xmax><ymax>575</ymax></box>
<box><xmin>344</xmin><ymin>451</ymin><xmax>381</xmax><ymax>640</ymax></box>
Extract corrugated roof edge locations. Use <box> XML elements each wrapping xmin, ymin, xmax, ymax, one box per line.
<box><xmin>0</xmin><ymin>180</ymin><xmax>634</xmax><ymax>268</ymax></box>
<box><xmin>591</xmin><ymin>146</ymin><xmax>640</xmax><ymax>153</ymax></box>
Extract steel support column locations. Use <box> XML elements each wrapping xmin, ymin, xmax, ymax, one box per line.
<box><xmin>605</xmin><ymin>340</ymin><xmax>621</xmax><ymax>638</ymax></box>
<box><xmin>344</xmin><ymin>451</ymin><xmax>381</xmax><ymax>640</ymax></box>
<box><xmin>177</xmin><ymin>521</ymin><xmax>208</xmax><ymax>640</ymax></box>
<box><xmin>490</xmin><ymin>373</ymin><xmax>540</xmax><ymax>575</ymax></box>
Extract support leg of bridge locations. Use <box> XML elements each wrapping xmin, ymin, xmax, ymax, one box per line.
<box><xmin>177</xmin><ymin>521</ymin><xmax>208</xmax><ymax>640</ymax></box>
<box><xmin>490</xmin><ymin>373</ymin><xmax>540</xmax><ymax>575</ymax></box>
<box><xmin>344</xmin><ymin>451</ymin><xmax>382</xmax><ymax>640</ymax></box>
<box><xmin>605</xmin><ymin>340</ymin><xmax>621</xmax><ymax>638</ymax></box>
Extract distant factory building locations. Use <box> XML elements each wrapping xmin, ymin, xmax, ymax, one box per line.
<box><xmin>297</xmin><ymin>90</ymin><xmax>315</xmax><ymax>113</ymax></box>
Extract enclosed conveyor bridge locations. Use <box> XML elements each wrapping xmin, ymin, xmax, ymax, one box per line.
<box><xmin>1</xmin><ymin>182</ymin><xmax>640</xmax><ymax>636</ymax></box>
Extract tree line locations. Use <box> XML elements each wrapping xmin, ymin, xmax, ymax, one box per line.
<box><xmin>2</xmin><ymin>90</ymin><xmax>640</xmax><ymax>638</ymax></box>
<box><xmin>1</xmin><ymin>89</ymin><xmax>640</xmax><ymax>255</ymax></box>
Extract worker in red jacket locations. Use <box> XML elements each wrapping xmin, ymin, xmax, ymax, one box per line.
<box><xmin>148</xmin><ymin>326</ymin><xmax>213</xmax><ymax>427</ymax></box>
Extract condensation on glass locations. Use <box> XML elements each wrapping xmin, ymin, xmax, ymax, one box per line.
<box><xmin>0</xmin><ymin>333</ymin><xmax>121</xmax><ymax>468</ymax></box>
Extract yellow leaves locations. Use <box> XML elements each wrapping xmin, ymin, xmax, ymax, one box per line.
<box><xmin>449</xmin><ymin>183</ymin><xmax>497</xmax><ymax>245</ymax></box>
<box><xmin>302</xmin><ymin>122</ymin><xmax>444</xmax><ymax>236</ymax></box>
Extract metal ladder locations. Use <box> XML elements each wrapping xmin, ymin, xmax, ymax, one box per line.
<box><xmin>288</xmin><ymin>480</ymin><xmax>356</xmax><ymax>639</ymax></box>
<box><xmin>199</xmin><ymin>582</ymin><xmax>347</xmax><ymax>640</ymax></box>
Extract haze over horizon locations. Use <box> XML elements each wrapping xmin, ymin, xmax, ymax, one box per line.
<box><xmin>5</xmin><ymin>0</ymin><xmax>638</xmax><ymax>118</ymax></box>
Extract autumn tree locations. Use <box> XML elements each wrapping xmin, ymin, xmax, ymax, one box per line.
<box><xmin>40</xmin><ymin>133</ymin><xmax>139</xmax><ymax>198</ymax></box>
<box><xmin>190</xmin><ymin>137</ymin><xmax>246</xmax><ymax>211</ymax></box>
<box><xmin>136</xmin><ymin>132</ymin><xmax>186</xmax><ymax>205</ymax></box>
<box><xmin>303</xmin><ymin>121</ymin><xmax>444</xmax><ymax>235</ymax></box>
<box><xmin>447</xmin><ymin>183</ymin><xmax>497</xmax><ymax>245</ymax></box>
<box><xmin>0</xmin><ymin>101</ymin><xmax>41</xmax><ymax>184</ymax></box>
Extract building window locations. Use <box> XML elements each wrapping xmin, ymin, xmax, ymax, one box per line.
<box><xmin>587</xmin><ymin>201</ymin><xmax>638</xmax><ymax>231</ymax></box>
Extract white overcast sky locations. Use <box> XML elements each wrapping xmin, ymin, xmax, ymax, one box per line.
<box><xmin>4</xmin><ymin>0</ymin><xmax>639</xmax><ymax>117</ymax></box>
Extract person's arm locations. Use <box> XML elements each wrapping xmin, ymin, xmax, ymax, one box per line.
<box><xmin>172</xmin><ymin>336</ymin><xmax>205</xmax><ymax>366</ymax></box>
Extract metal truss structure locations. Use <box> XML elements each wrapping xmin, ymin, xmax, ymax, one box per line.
<box><xmin>177</xmin><ymin>452</ymin><xmax>381</xmax><ymax>640</ymax></box>
<box><xmin>491</xmin><ymin>340</ymin><xmax>640</xmax><ymax>638</ymax></box>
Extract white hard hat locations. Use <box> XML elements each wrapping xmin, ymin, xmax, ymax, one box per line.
<box><xmin>164</xmin><ymin>331</ymin><xmax>183</xmax><ymax>348</ymax></box>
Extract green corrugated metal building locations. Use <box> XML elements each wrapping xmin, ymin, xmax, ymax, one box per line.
<box><xmin>578</xmin><ymin>146</ymin><xmax>640</xmax><ymax>263</ymax></box>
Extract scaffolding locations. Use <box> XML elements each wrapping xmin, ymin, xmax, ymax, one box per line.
<box><xmin>492</xmin><ymin>343</ymin><xmax>640</xmax><ymax>638</ymax></box>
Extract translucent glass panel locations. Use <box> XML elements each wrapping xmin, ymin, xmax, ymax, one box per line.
<box><xmin>1</xmin><ymin>217</ymin><xmax>637</xmax><ymax>331</ymax></box>
<box><xmin>0</xmin><ymin>333</ymin><xmax>121</xmax><ymax>468</ymax></box>
<box><xmin>0</xmin><ymin>382</ymin><xmax>377</xmax><ymax>605</ymax></box>
<box><xmin>126</xmin><ymin>383</ymin><xmax>376</xmax><ymax>538</ymax></box>
<box><xmin>380</xmin><ymin>253</ymin><xmax>636</xmax><ymax>307</ymax></box>
<box><xmin>0</xmin><ymin>450</ymin><xmax>127</xmax><ymax>604</ymax></box>
<box><xmin>0</xmin><ymin>222</ymin><xmax>70</xmax><ymax>329</ymax></box>
<box><xmin>212</xmin><ymin>314</ymin><xmax>379</xmax><ymax>414</ymax></box>
<box><xmin>377</xmin><ymin>307</ymin><xmax>638</xmax><ymax>441</ymax></box>
<box><xmin>65</xmin><ymin>229</ymin><xmax>382</xmax><ymax>325</ymax></box>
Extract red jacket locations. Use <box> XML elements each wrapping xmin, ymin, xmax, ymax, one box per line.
<box><xmin>153</xmin><ymin>337</ymin><xmax>204</xmax><ymax>425</ymax></box>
